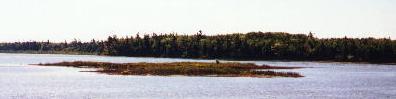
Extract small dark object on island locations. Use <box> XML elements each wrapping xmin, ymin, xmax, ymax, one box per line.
<box><xmin>215</xmin><ymin>59</ymin><xmax>220</xmax><ymax>64</ymax></box>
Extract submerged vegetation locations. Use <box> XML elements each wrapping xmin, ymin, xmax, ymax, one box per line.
<box><xmin>1</xmin><ymin>31</ymin><xmax>396</xmax><ymax>63</ymax></box>
<box><xmin>34</xmin><ymin>61</ymin><xmax>304</xmax><ymax>78</ymax></box>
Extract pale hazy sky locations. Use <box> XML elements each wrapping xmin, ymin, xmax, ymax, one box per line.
<box><xmin>0</xmin><ymin>0</ymin><xmax>395</xmax><ymax>42</ymax></box>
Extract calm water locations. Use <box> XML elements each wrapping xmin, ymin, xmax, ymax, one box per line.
<box><xmin>0</xmin><ymin>53</ymin><xmax>395</xmax><ymax>99</ymax></box>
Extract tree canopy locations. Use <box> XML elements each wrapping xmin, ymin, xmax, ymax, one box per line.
<box><xmin>1</xmin><ymin>32</ymin><xmax>395</xmax><ymax>63</ymax></box>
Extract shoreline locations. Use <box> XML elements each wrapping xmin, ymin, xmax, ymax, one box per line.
<box><xmin>4</xmin><ymin>52</ymin><xmax>395</xmax><ymax>65</ymax></box>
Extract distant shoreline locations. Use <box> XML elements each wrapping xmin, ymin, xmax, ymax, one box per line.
<box><xmin>1</xmin><ymin>32</ymin><xmax>395</xmax><ymax>64</ymax></box>
<box><xmin>2</xmin><ymin>51</ymin><xmax>395</xmax><ymax>65</ymax></box>
<box><xmin>1</xmin><ymin>51</ymin><xmax>395</xmax><ymax>65</ymax></box>
<box><xmin>0</xmin><ymin>50</ymin><xmax>97</xmax><ymax>55</ymax></box>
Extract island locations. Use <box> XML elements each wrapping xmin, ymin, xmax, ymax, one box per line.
<box><xmin>33</xmin><ymin>61</ymin><xmax>304</xmax><ymax>78</ymax></box>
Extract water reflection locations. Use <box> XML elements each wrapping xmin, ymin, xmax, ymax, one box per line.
<box><xmin>0</xmin><ymin>53</ymin><xmax>395</xmax><ymax>98</ymax></box>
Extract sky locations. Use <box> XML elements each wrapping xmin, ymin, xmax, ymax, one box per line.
<box><xmin>0</xmin><ymin>0</ymin><xmax>395</xmax><ymax>42</ymax></box>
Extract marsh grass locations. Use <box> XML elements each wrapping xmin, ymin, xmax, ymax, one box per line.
<box><xmin>35</xmin><ymin>61</ymin><xmax>304</xmax><ymax>78</ymax></box>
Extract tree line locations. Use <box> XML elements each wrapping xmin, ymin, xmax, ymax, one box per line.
<box><xmin>1</xmin><ymin>31</ymin><xmax>395</xmax><ymax>63</ymax></box>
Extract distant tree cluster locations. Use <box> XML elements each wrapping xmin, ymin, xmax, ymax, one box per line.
<box><xmin>0</xmin><ymin>39</ymin><xmax>103</xmax><ymax>54</ymax></box>
<box><xmin>1</xmin><ymin>32</ymin><xmax>395</xmax><ymax>63</ymax></box>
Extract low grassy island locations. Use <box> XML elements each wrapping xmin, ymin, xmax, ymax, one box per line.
<box><xmin>34</xmin><ymin>61</ymin><xmax>304</xmax><ymax>78</ymax></box>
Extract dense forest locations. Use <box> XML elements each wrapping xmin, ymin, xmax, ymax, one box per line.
<box><xmin>1</xmin><ymin>31</ymin><xmax>395</xmax><ymax>63</ymax></box>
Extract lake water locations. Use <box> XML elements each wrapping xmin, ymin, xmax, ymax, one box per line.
<box><xmin>0</xmin><ymin>53</ymin><xmax>395</xmax><ymax>99</ymax></box>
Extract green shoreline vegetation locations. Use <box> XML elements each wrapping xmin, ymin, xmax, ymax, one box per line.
<box><xmin>33</xmin><ymin>61</ymin><xmax>304</xmax><ymax>78</ymax></box>
<box><xmin>0</xmin><ymin>50</ymin><xmax>96</xmax><ymax>55</ymax></box>
<box><xmin>1</xmin><ymin>31</ymin><xmax>396</xmax><ymax>63</ymax></box>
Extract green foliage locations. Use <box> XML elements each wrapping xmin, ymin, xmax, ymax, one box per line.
<box><xmin>1</xmin><ymin>32</ymin><xmax>395</xmax><ymax>62</ymax></box>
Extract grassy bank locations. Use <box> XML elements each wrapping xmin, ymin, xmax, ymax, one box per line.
<box><xmin>34</xmin><ymin>61</ymin><xmax>303</xmax><ymax>78</ymax></box>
